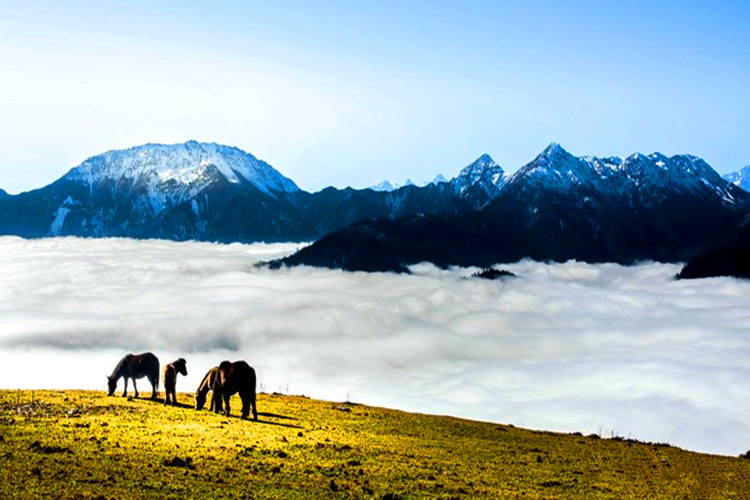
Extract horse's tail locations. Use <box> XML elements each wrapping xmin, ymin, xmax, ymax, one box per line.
<box><xmin>249</xmin><ymin>365</ymin><xmax>258</xmax><ymax>420</ymax></box>
<box><xmin>154</xmin><ymin>358</ymin><xmax>160</xmax><ymax>392</ymax></box>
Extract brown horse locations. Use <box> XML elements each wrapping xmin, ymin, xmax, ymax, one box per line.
<box><xmin>213</xmin><ymin>360</ymin><xmax>258</xmax><ymax>420</ymax></box>
<box><xmin>163</xmin><ymin>358</ymin><xmax>188</xmax><ymax>406</ymax></box>
<box><xmin>194</xmin><ymin>366</ymin><xmax>222</xmax><ymax>412</ymax></box>
<box><xmin>107</xmin><ymin>352</ymin><xmax>159</xmax><ymax>398</ymax></box>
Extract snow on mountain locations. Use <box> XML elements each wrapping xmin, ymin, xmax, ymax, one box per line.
<box><xmin>431</xmin><ymin>174</ymin><xmax>449</xmax><ymax>185</ymax></box>
<box><xmin>369</xmin><ymin>180</ymin><xmax>399</xmax><ymax>192</ymax></box>
<box><xmin>368</xmin><ymin>179</ymin><xmax>414</xmax><ymax>191</ymax></box>
<box><xmin>64</xmin><ymin>141</ymin><xmax>299</xmax><ymax>214</ymax></box>
<box><xmin>723</xmin><ymin>165</ymin><xmax>750</xmax><ymax>193</ymax></box>
<box><xmin>370</xmin><ymin>174</ymin><xmax>448</xmax><ymax>191</ymax></box>
<box><xmin>509</xmin><ymin>143</ymin><xmax>741</xmax><ymax>205</ymax></box>
<box><xmin>368</xmin><ymin>156</ymin><xmax>499</xmax><ymax>194</ymax></box>
<box><xmin>450</xmin><ymin>153</ymin><xmax>506</xmax><ymax>196</ymax></box>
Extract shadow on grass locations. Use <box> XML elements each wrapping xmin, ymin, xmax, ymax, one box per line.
<box><xmin>203</xmin><ymin>411</ymin><xmax>303</xmax><ymax>429</ymax></box>
<box><xmin>123</xmin><ymin>396</ymin><xmax>193</xmax><ymax>409</ymax></box>
<box><xmin>258</xmin><ymin>412</ymin><xmax>297</xmax><ymax>421</ymax></box>
<box><xmin>128</xmin><ymin>396</ymin><xmax>303</xmax><ymax>429</ymax></box>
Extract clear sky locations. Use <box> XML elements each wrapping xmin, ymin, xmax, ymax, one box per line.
<box><xmin>1</xmin><ymin>0</ymin><xmax>748</xmax><ymax>193</ymax></box>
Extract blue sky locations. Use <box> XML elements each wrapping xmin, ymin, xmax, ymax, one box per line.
<box><xmin>0</xmin><ymin>0</ymin><xmax>748</xmax><ymax>193</ymax></box>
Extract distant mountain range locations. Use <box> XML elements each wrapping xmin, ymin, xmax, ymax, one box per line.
<box><xmin>369</xmin><ymin>174</ymin><xmax>450</xmax><ymax>192</ymax></box>
<box><xmin>1</xmin><ymin>140</ymin><xmax>748</xmax><ymax>275</ymax></box>
<box><xmin>0</xmin><ymin>141</ymin><xmax>505</xmax><ymax>242</ymax></box>
<box><xmin>273</xmin><ymin>143</ymin><xmax>750</xmax><ymax>272</ymax></box>
<box><xmin>723</xmin><ymin>165</ymin><xmax>750</xmax><ymax>193</ymax></box>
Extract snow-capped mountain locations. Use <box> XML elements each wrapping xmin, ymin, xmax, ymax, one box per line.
<box><xmin>508</xmin><ymin>143</ymin><xmax>740</xmax><ymax>206</ymax></box>
<box><xmin>66</xmin><ymin>141</ymin><xmax>298</xmax><ymax>214</ymax></box>
<box><xmin>276</xmin><ymin>143</ymin><xmax>750</xmax><ymax>272</ymax></box>
<box><xmin>724</xmin><ymin>165</ymin><xmax>750</xmax><ymax>193</ymax></box>
<box><xmin>369</xmin><ymin>180</ymin><xmax>399</xmax><ymax>192</ymax></box>
<box><xmin>368</xmin><ymin>154</ymin><xmax>504</xmax><ymax>203</ymax></box>
<box><xmin>369</xmin><ymin>174</ymin><xmax>450</xmax><ymax>192</ymax></box>
<box><xmin>0</xmin><ymin>141</ymin><xmax>305</xmax><ymax>240</ymax></box>
<box><xmin>2</xmin><ymin>140</ymin><xmax>748</xmax><ymax>266</ymax></box>
<box><xmin>371</xmin><ymin>155</ymin><xmax>504</xmax><ymax>195</ymax></box>
<box><xmin>368</xmin><ymin>179</ymin><xmax>415</xmax><ymax>191</ymax></box>
<box><xmin>450</xmin><ymin>154</ymin><xmax>506</xmax><ymax>197</ymax></box>
<box><xmin>430</xmin><ymin>174</ymin><xmax>449</xmax><ymax>185</ymax></box>
<box><xmin>0</xmin><ymin>141</ymin><xmax>506</xmax><ymax>241</ymax></box>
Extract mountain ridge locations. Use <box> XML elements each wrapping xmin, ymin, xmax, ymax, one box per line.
<box><xmin>723</xmin><ymin>165</ymin><xmax>750</xmax><ymax>193</ymax></box>
<box><xmin>273</xmin><ymin>143</ymin><xmax>749</xmax><ymax>272</ymax></box>
<box><xmin>1</xmin><ymin>140</ymin><xmax>747</xmax><ymax>272</ymax></box>
<box><xmin>0</xmin><ymin>141</ymin><xmax>506</xmax><ymax>242</ymax></box>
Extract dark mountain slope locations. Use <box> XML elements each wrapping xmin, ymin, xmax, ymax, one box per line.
<box><xmin>677</xmin><ymin>212</ymin><xmax>750</xmax><ymax>280</ymax></box>
<box><xmin>0</xmin><ymin>144</ymin><xmax>505</xmax><ymax>242</ymax></box>
<box><xmin>274</xmin><ymin>144</ymin><xmax>749</xmax><ymax>272</ymax></box>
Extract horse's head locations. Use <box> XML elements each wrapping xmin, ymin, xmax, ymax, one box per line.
<box><xmin>106</xmin><ymin>375</ymin><xmax>117</xmax><ymax>396</ymax></box>
<box><xmin>194</xmin><ymin>391</ymin><xmax>206</xmax><ymax>410</ymax></box>
<box><xmin>174</xmin><ymin>358</ymin><xmax>188</xmax><ymax>376</ymax></box>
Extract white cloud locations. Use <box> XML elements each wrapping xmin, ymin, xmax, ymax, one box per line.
<box><xmin>0</xmin><ymin>236</ymin><xmax>748</xmax><ymax>456</ymax></box>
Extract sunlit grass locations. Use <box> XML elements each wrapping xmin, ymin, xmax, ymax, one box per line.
<box><xmin>1</xmin><ymin>390</ymin><xmax>749</xmax><ymax>498</ymax></box>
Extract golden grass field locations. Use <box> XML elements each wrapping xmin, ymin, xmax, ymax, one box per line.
<box><xmin>1</xmin><ymin>389</ymin><xmax>749</xmax><ymax>499</ymax></box>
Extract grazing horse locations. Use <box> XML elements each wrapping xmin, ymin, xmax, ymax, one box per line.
<box><xmin>107</xmin><ymin>352</ymin><xmax>159</xmax><ymax>399</ymax></box>
<box><xmin>163</xmin><ymin>358</ymin><xmax>188</xmax><ymax>406</ymax></box>
<box><xmin>194</xmin><ymin>366</ymin><xmax>222</xmax><ymax>412</ymax></box>
<box><xmin>213</xmin><ymin>360</ymin><xmax>258</xmax><ymax>420</ymax></box>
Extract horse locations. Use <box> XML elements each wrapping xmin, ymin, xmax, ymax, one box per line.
<box><xmin>212</xmin><ymin>360</ymin><xmax>258</xmax><ymax>420</ymax></box>
<box><xmin>194</xmin><ymin>366</ymin><xmax>222</xmax><ymax>412</ymax></box>
<box><xmin>107</xmin><ymin>352</ymin><xmax>160</xmax><ymax>399</ymax></box>
<box><xmin>163</xmin><ymin>358</ymin><xmax>188</xmax><ymax>406</ymax></box>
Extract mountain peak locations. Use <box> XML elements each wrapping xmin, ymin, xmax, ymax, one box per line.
<box><xmin>460</xmin><ymin>154</ymin><xmax>499</xmax><ymax>175</ymax></box>
<box><xmin>369</xmin><ymin>180</ymin><xmax>398</xmax><ymax>192</ymax></box>
<box><xmin>475</xmin><ymin>153</ymin><xmax>495</xmax><ymax>164</ymax></box>
<box><xmin>540</xmin><ymin>142</ymin><xmax>573</xmax><ymax>159</ymax></box>
<box><xmin>723</xmin><ymin>164</ymin><xmax>750</xmax><ymax>193</ymax></box>
<box><xmin>65</xmin><ymin>141</ymin><xmax>299</xmax><ymax>197</ymax></box>
<box><xmin>451</xmin><ymin>154</ymin><xmax>505</xmax><ymax>197</ymax></box>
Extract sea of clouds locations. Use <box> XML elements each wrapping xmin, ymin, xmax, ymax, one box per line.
<box><xmin>0</xmin><ymin>236</ymin><xmax>748</xmax><ymax>456</ymax></box>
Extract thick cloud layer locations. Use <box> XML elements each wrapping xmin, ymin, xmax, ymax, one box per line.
<box><xmin>0</xmin><ymin>237</ymin><xmax>748</xmax><ymax>456</ymax></box>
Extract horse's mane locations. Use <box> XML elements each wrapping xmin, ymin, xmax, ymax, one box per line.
<box><xmin>197</xmin><ymin>367</ymin><xmax>215</xmax><ymax>395</ymax></box>
<box><xmin>110</xmin><ymin>354</ymin><xmax>132</xmax><ymax>378</ymax></box>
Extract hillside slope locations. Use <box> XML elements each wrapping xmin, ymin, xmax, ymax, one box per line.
<box><xmin>1</xmin><ymin>390</ymin><xmax>748</xmax><ymax>498</ymax></box>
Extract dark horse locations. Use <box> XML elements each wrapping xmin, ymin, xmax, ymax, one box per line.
<box><xmin>107</xmin><ymin>352</ymin><xmax>160</xmax><ymax>398</ymax></box>
<box><xmin>194</xmin><ymin>366</ymin><xmax>222</xmax><ymax>412</ymax></box>
<box><xmin>163</xmin><ymin>358</ymin><xmax>188</xmax><ymax>406</ymax></box>
<box><xmin>213</xmin><ymin>360</ymin><xmax>258</xmax><ymax>420</ymax></box>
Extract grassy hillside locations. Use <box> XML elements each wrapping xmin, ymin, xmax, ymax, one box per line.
<box><xmin>1</xmin><ymin>390</ymin><xmax>748</xmax><ymax>499</ymax></box>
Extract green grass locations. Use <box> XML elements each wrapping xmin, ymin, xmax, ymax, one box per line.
<box><xmin>1</xmin><ymin>390</ymin><xmax>749</xmax><ymax>498</ymax></box>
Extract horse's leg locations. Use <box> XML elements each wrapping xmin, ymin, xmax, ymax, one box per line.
<box><xmin>122</xmin><ymin>377</ymin><xmax>128</xmax><ymax>397</ymax></box>
<box><xmin>133</xmin><ymin>378</ymin><xmax>139</xmax><ymax>398</ymax></box>
<box><xmin>251</xmin><ymin>390</ymin><xmax>258</xmax><ymax>421</ymax></box>
<box><xmin>223</xmin><ymin>393</ymin><xmax>231</xmax><ymax>417</ymax></box>
<box><xmin>212</xmin><ymin>391</ymin><xmax>223</xmax><ymax>413</ymax></box>
<box><xmin>240</xmin><ymin>392</ymin><xmax>249</xmax><ymax>419</ymax></box>
<box><xmin>151</xmin><ymin>375</ymin><xmax>158</xmax><ymax>399</ymax></box>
